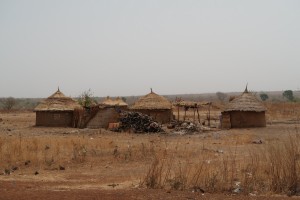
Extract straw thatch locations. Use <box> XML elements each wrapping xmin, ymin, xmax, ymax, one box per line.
<box><xmin>115</xmin><ymin>97</ymin><xmax>128</xmax><ymax>106</ymax></box>
<box><xmin>100</xmin><ymin>96</ymin><xmax>128</xmax><ymax>107</ymax></box>
<box><xmin>174</xmin><ymin>100</ymin><xmax>211</xmax><ymax>108</ymax></box>
<box><xmin>130</xmin><ymin>91</ymin><xmax>172</xmax><ymax>110</ymax></box>
<box><xmin>34</xmin><ymin>89</ymin><xmax>82</xmax><ymax>111</ymax></box>
<box><xmin>87</xmin><ymin>97</ymin><xmax>128</xmax><ymax>129</ymax></box>
<box><xmin>223</xmin><ymin>88</ymin><xmax>266</xmax><ymax>112</ymax></box>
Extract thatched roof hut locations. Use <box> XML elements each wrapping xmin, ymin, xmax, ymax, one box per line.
<box><xmin>223</xmin><ymin>88</ymin><xmax>266</xmax><ymax>113</ymax></box>
<box><xmin>87</xmin><ymin>97</ymin><xmax>128</xmax><ymax>129</ymax></box>
<box><xmin>115</xmin><ymin>97</ymin><xmax>128</xmax><ymax>107</ymax></box>
<box><xmin>130</xmin><ymin>90</ymin><xmax>173</xmax><ymax>124</ymax></box>
<box><xmin>34</xmin><ymin>89</ymin><xmax>81</xmax><ymax>112</ymax></box>
<box><xmin>100</xmin><ymin>96</ymin><xmax>128</xmax><ymax>107</ymax></box>
<box><xmin>131</xmin><ymin>90</ymin><xmax>172</xmax><ymax>110</ymax></box>
<box><xmin>34</xmin><ymin>88</ymin><xmax>82</xmax><ymax>127</ymax></box>
<box><xmin>221</xmin><ymin>87</ymin><xmax>266</xmax><ymax>129</ymax></box>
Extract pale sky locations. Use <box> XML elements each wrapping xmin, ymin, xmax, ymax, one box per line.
<box><xmin>1</xmin><ymin>0</ymin><xmax>300</xmax><ymax>98</ymax></box>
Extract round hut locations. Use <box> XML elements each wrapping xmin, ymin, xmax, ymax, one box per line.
<box><xmin>221</xmin><ymin>87</ymin><xmax>266</xmax><ymax>129</ymax></box>
<box><xmin>86</xmin><ymin>97</ymin><xmax>128</xmax><ymax>129</ymax></box>
<box><xmin>34</xmin><ymin>88</ymin><xmax>82</xmax><ymax>127</ymax></box>
<box><xmin>130</xmin><ymin>90</ymin><xmax>173</xmax><ymax>124</ymax></box>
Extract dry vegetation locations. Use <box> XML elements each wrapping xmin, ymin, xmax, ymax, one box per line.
<box><xmin>141</xmin><ymin>133</ymin><xmax>300</xmax><ymax>195</ymax></box>
<box><xmin>1</xmin><ymin>102</ymin><xmax>300</xmax><ymax>199</ymax></box>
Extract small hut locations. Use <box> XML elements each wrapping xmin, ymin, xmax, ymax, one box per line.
<box><xmin>34</xmin><ymin>88</ymin><xmax>82</xmax><ymax>127</ymax></box>
<box><xmin>130</xmin><ymin>90</ymin><xmax>173</xmax><ymax>124</ymax></box>
<box><xmin>221</xmin><ymin>87</ymin><xmax>266</xmax><ymax>129</ymax></box>
<box><xmin>86</xmin><ymin>97</ymin><xmax>128</xmax><ymax>129</ymax></box>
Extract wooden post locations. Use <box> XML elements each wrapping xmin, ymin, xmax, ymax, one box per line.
<box><xmin>196</xmin><ymin>107</ymin><xmax>201</xmax><ymax>124</ymax></box>
<box><xmin>177</xmin><ymin>106</ymin><xmax>180</xmax><ymax>121</ymax></box>
<box><xmin>208</xmin><ymin>103</ymin><xmax>211</xmax><ymax>127</ymax></box>
<box><xmin>193</xmin><ymin>107</ymin><xmax>196</xmax><ymax>123</ymax></box>
<box><xmin>184</xmin><ymin>107</ymin><xmax>187</xmax><ymax>121</ymax></box>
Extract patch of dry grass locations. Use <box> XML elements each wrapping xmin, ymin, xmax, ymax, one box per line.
<box><xmin>141</xmin><ymin>131</ymin><xmax>300</xmax><ymax>196</ymax></box>
<box><xmin>266</xmin><ymin>102</ymin><xmax>300</xmax><ymax>123</ymax></box>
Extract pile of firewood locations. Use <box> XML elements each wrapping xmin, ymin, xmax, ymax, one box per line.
<box><xmin>117</xmin><ymin>111</ymin><xmax>163</xmax><ymax>133</ymax></box>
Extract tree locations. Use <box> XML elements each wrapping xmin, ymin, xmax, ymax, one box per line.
<box><xmin>259</xmin><ymin>93</ymin><xmax>269</xmax><ymax>101</ymax></box>
<box><xmin>121</xmin><ymin>97</ymin><xmax>127</xmax><ymax>102</ymax></box>
<box><xmin>282</xmin><ymin>90</ymin><xmax>294</xmax><ymax>102</ymax></box>
<box><xmin>1</xmin><ymin>97</ymin><xmax>17</xmax><ymax>110</ymax></box>
<box><xmin>216</xmin><ymin>92</ymin><xmax>227</xmax><ymax>102</ymax></box>
<box><xmin>78</xmin><ymin>89</ymin><xmax>97</xmax><ymax>108</ymax></box>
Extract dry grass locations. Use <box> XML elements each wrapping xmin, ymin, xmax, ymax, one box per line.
<box><xmin>1</xmin><ymin>104</ymin><xmax>300</xmax><ymax>196</ymax></box>
<box><xmin>141</xmin><ymin>131</ymin><xmax>300</xmax><ymax>195</ymax></box>
<box><xmin>2</xmin><ymin>128</ymin><xmax>300</xmax><ymax>195</ymax></box>
<box><xmin>266</xmin><ymin>102</ymin><xmax>300</xmax><ymax>123</ymax></box>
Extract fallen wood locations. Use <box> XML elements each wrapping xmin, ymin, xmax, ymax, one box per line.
<box><xmin>116</xmin><ymin>111</ymin><xmax>164</xmax><ymax>133</ymax></box>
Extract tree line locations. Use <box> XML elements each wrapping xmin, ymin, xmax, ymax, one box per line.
<box><xmin>0</xmin><ymin>89</ymin><xmax>299</xmax><ymax>111</ymax></box>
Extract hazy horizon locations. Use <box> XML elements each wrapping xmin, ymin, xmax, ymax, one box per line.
<box><xmin>1</xmin><ymin>0</ymin><xmax>300</xmax><ymax>98</ymax></box>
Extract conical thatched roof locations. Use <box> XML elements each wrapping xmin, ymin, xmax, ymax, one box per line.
<box><xmin>100</xmin><ymin>96</ymin><xmax>128</xmax><ymax>107</ymax></box>
<box><xmin>34</xmin><ymin>89</ymin><xmax>82</xmax><ymax>111</ymax></box>
<box><xmin>115</xmin><ymin>97</ymin><xmax>128</xmax><ymax>106</ymax></box>
<box><xmin>223</xmin><ymin>87</ymin><xmax>266</xmax><ymax>112</ymax></box>
<box><xmin>101</xmin><ymin>96</ymin><xmax>115</xmax><ymax>106</ymax></box>
<box><xmin>130</xmin><ymin>90</ymin><xmax>172</xmax><ymax>110</ymax></box>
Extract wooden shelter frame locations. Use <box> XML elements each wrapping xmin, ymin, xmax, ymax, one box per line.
<box><xmin>174</xmin><ymin>99</ymin><xmax>212</xmax><ymax>125</ymax></box>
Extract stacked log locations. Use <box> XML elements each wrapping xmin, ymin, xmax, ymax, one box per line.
<box><xmin>118</xmin><ymin>111</ymin><xmax>163</xmax><ymax>133</ymax></box>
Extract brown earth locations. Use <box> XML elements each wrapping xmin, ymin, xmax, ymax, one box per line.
<box><xmin>0</xmin><ymin>110</ymin><xmax>300</xmax><ymax>199</ymax></box>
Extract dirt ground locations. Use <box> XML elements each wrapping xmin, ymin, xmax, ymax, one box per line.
<box><xmin>0</xmin><ymin>111</ymin><xmax>300</xmax><ymax>200</ymax></box>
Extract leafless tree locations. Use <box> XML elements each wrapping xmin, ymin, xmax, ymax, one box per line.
<box><xmin>1</xmin><ymin>97</ymin><xmax>17</xmax><ymax>110</ymax></box>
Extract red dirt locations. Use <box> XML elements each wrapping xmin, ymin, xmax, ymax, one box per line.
<box><xmin>1</xmin><ymin>111</ymin><xmax>299</xmax><ymax>199</ymax></box>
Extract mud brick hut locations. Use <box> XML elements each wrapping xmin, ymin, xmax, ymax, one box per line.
<box><xmin>86</xmin><ymin>97</ymin><xmax>128</xmax><ymax>129</ymax></box>
<box><xmin>130</xmin><ymin>90</ymin><xmax>173</xmax><ymax>124</ymax></box>
<box><xmin>221</xmin><ymin>87</ymin><xmax>266</xmax><ymax>129</ymax></box>
<box><xmin>34</xmin><ymin>89</ymin><xmax>82</xmax><ymax>127</ymax></box>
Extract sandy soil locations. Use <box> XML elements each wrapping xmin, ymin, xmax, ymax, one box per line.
<box><xmin>0</xmin><ymin>111</ymin><xmax>299</xmax><ymax>199</ymax></box>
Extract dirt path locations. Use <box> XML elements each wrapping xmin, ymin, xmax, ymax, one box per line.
<box><xmin>0</xmin><ymin>180</ymin><xmax>292</xmax><ymax>200</ymax></box>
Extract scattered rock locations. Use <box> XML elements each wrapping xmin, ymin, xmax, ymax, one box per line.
<box><xmin>252</xmin><ymin>139</ymin><xmax>263</xmax><ymax>144</ymax></box>
<box><xmin>234</xmin><ymin>181</ymin><xmax>241</xmax><ymax>187</ymax></box>
<box><xmin>34</xmin><ymin>171</ymin><xmax>39</xmax><ymax>175</ymax></box>
<box><xmin>25</xmin><ymin>160</ymin><xmax>31</xmax><ymax>166</ymax></box>
<box><xmin>4</xmin><ymin>169</ymin><xmax>10</xmax><ymax>175</ymax></box>
<box><xmin>246</xmin><ymin>172</ymin><xmax>253</xmax><ymax>178</ymax></box>
<box><xmin>59</xmin><ymin>165</ymin><xmax>65</xmax><ymax>170</ymax></box>
<box><xmin>171</xmin><ymin>121</ymin><xmax>200</xmax><ymax>134</ymax></box>
<box><xmin>216</xmin><ymin>149</ymin><xmax>224</xmax><ymax>154</ymax></box>
<box><xmin>70</xmin><ymin>130</ymin><xmax>79</xmax><ymax>134</ymax></box>
<box><xmin>192</xmin><ymin>186</ymin><xmax>205</xmax><ymax>193</ymax></box>
<box><xmin>45</xmin><ymin>145</ymin><xmax>50</xmax><ymax>150</ymax></box>
<box><xmin>200</xmin><ymin>126</ymin><xmax>211</xmax><ymax>131</ymax></box>
<box><xmin>249</xmin><ymin>192</ymin><xmax>257</xmax><ymax>196</ymax></box>
<box><xmin>7</xmin><ymin>128</ymin><xmax>11</xmax><ymax>131</ymax></box>
<box><xmin>167</xmin><ymin>124</ymin><xmax>175</xmax><ymax>129</ymax></box>
<box><xmin>11</xmin><ymin>166</ymin><xmax>18</xmax><ymax>172</ymax></box>
<box><xmin>0</xmin><ymin>118</ymin><xmax>2</xmax><ymax>122</ymax></box>
<box><xmin>113</xmin><ymin>146</ymin><xmax>119</xmax><ymax>157</ymax></box>
<box><xmin>233</xmin><ymin>188</ymin><xmax>242</xmax><ymax>194</ymax></box>
<box><xmin>107</xmin><ymin>183</ymin><xmax>119</xmax><ymax>188</ymax></box>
